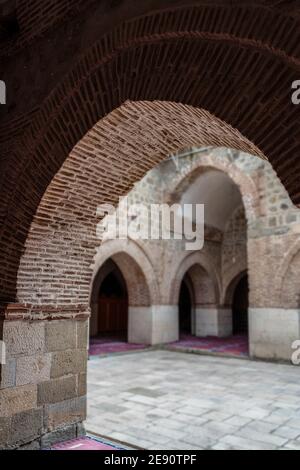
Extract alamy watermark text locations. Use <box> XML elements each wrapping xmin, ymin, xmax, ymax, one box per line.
<box><xmin>292</xmin><ymin>80</ymin><xmax>300</xmax><ymax>105</ymax></box>
<box><xmin>97</xmin><ymin>197</ymin><xmax>205</xmax><ymax>251</ymax></box>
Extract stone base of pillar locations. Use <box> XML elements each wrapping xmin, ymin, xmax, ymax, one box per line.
<box><xmin>128</xmin><ymin>306</ymin><xmax>153</xmax><ymax>344</ymax></box>
<box><xmin>128</xmin><ymin>305</ymin><xmax>178</xmax><ymax>345</ymax></box>
<box><xmin>195</xmin><ymin>307</ymin><xmax>232</xmax><ymax>337</ymax></box>
<box><xmin>0</xmin><ymin>317</ymin><xmax>88</xmax><ymax>449</ymax></box>
<box><xmin>249</xmin><ymin>308</ymin><xmax>300</xmax><ymax>361</ymax></box>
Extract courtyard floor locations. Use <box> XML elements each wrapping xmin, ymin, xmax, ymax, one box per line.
<box><xmin>87</xmin><ymin>350</ymin><xmax>300</xmax><ymax>450</ymax></box>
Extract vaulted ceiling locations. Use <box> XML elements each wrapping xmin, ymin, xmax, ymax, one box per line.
<box><xmin>0</xmin><ymin>0</ymin><xmax>300</xmax><ymax>303</ymax></box>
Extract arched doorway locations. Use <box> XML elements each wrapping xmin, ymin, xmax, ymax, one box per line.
<box><xmin>179</xmin><ymin>276</ymin><xmax>193</xmax><ymax>335</ymax></box>
<box><xmin>90</xmin><ymin>246</ymin><xmax>158</xmax><ymax>348</ymax></box>
<box><xmin>232</xmin><ymin>274</ymin><xmax>249</xmax><ymax>335</ymax></box>
<box><xmin>89</xmin><ymin>259</ymin><xmax>130</xmax><ymax>344</ymax></box>
<box><xmin>97</xmin><ymin>269</ymin><xmax>128</xmax><ymax>340</ymax></box>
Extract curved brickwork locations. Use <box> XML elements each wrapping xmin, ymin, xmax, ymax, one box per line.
<box><xmin>91</xmin><ymin>238</ymin><xmax>159</xmax><ymax>307</ymax></box>
<box><xmin>1</xmin><ymin>1</ymin><xmax>300</xmax><ymax>450</ymax></box>
<box><xmin>166</xmin><ymin>152</ymin><xmax>260</xmax><ymax>223</ymax></box>
<box><xmin>165</xmin><ymin>251</ymin><xmax>220</xmax><ymax>306</ymax></box>
<box><xmin>14</xmin><ymin>100</ymin><xmax>261</xmax><ymax>308</ymax></box>
<box><xmin>1</xmin><ymin>3</ymin><xmax>300</xmax><ymax>304</ymax></box>
<box><xmin>1</xmin><ymin>1</ymin><xmax>299</xmax><ymax>58</ymax></box>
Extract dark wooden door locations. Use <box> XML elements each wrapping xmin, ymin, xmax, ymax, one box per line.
<box><xmin>98</xmin><ymin>297</ymin><xmax>128</xmax><ymax>334</ymax></box>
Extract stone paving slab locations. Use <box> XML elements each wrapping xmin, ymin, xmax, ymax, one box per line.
<box><xmin>87</xmin><ymin>350</ymin><xmax>300</xmax><ymax>450</ymax></box>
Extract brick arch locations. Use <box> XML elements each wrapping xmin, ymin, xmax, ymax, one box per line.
<box><xmin>90</xmin><ymin>238</ymin><xmax>159</xmax><ymax>308</ymax></box>
<box><xmin>14</xmin><ymin>100</ymin><xmax>263</xmax><ymax>314</ymax></box>
<box><xmin>165</xmin><ymin>151</ymin><xmax>260</xmax><ymax>224</ymax></box>
<box><xmin>1</xmin><ymin>3</ymin><xmax>299</xmax><ymax>302</ymax></box>
<box><xmin>166</xmin><ymin>251</ymin><xmax>220</xmax><ymax>307</ymax></box>
<box><xmin>2</xmin><ymin>1</ymin><xmax>299</xmax><ymax>57</ymax></box>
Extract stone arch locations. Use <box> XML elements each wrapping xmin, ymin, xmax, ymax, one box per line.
<box><xmin>90</xmin><ymin>238</ymin><xmax>159</xmax><ymax>344</ymax></box>
<box><xmin>16</xmin><ymin>101</ymin><xmax>260</xmax><ymax>313</ymax></box>
<box><xmin>166</xmin><ymin>153</ymin><xmax>260</xmax><ymax>224</ymax></box>
<box><xmin>90</xmin><ymin>238</ymin><xmax>159</xmax><ymax>308</ymax></box>
<box><xmin>166</xmin><ymin>251</ymin><xmax>220</xmax><ymax>307</ymax></box>
<box><xmin>89</xmin><ymin>259</ymin><xmax>128</xmax><ymax>338</ymax></box>
<box><xmin>1</xmin><ymin>2</ymin><xmax>300</xmax><ymax>450</ymax></box>
<box><xmin>2</xmin><ymin>1</ymin><xmax>300</xmax><ymax>301</ymax></box>
<box><xmin>165</xmin><ymin>155</ymin><xmax>251</xmax><ymax>309</ymax></box>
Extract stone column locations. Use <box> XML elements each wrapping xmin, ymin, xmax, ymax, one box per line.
<box><xmin>195</xmin><ymin>306</ymin><xmax>232</xmax><ymax>338</ymax></box>
<box><xmin>248</xmin><ymin>235</ymin><xmax>300</xmax><ymax>361</ymax></box>
<box><xmin>128</xmin><ymin>305</ymin><xmax>179</xmax><ymax>345</ymax></box>
<box><xmin>0</xmin><ymin>305</ymin><xmax>88</xmax><ymax>449</ymax></box>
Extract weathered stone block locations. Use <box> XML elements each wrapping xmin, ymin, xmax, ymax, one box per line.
<box><xmin>0</xmin><ymin>417</ymin><xmax>11</xmax><ymax>449</ymax></box>
<box><xmin>0</xmin><ymin>358</ymin><xmax>16</xmax><ymax>388</ymax></box>
<box><xmin>249</xmin><ymin>308</ymin><xmax>300</xmax><ymax>360</ymax></box>
<box><xmin>3</xmin><ymin>321</ymin><xmax>45</xmax><ymax>356</ymax></box>
<box><xmin>44</xmin><ymin>396</ymin><xmax>86</xmax><ymax>431</ymax></box>
<box><xmin>16</xmin><ymin>353</ymin><xmax>51</xmax><ymax>386</ymax></box>
<box><xmin>41</xmin><ymin>423</ymin><xmax>77</xmax><ymax>449</ymax></box>
<box><xmin>77</xmin><ymin>373</ymin><xmax>87</xmax><ymax>397</ymax></box>
<box><xmin>38</xmin><ymin>375</ymin><xmax>77</xmax><ymax>405</ymax></box>
<box><xmin>18</xmin><ymin>440</ymin><xmax>41</xmax><ymax>450</ymax></box>
<box><xmin>10</xmin><ymin>408</ymin><xmax>43</xmax><ymax>446</ymax></box>
<box><xmin>51</xmin><ymin>350</ymin><xmax>87</xmax><ymax>378</ymax></box>
<box><xmin>0</xmin><ymin>384</ymin><xmax>37</xmax><ymax>417</ymax></box>
<box><xmin>77</xmin><ymin>321</ymin><xmax>88</xmax><ymax>350</ymax></box>
<box><xmin>45</xmin><ymin>321</ymin><xmax>76</xmax><ymax>352</ymax></box>
<box><xmin>76</xmin><ymin>422</ymin><xmax>86</xmax><ymax>437</ymax></box>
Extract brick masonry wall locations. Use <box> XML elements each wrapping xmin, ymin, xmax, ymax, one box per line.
<box><xmin>281</xmin><ymin>249</ymin><xmax>300</xmax><ymax>309</ymax></box>
<box><xmin>0</xmin><ymin>1</ymin><xmax>300</xmax><ymax>448</ymax></box>
<box><xmin>222</xmin><ymin>205</ymin><xmax>247</xmax><ymax>299</ymax></box>
<box><xmin>16</xmin><ymin>141</ymin><xmax>300</xmax><ymax>313</ymax></box>
<box><xmin>89</xmin><ymin>147</ymin><xmax>300</xmax><ymax>313</ymax></box>
<box><xmin>15</xmin><ymin>101</ymin><xmax>262</xmax><ymax>308</ymax></box>
<box><xmin>1</xmin><ymin>2</ymin><xmax>300</xmax><ymax>304</ymax></box>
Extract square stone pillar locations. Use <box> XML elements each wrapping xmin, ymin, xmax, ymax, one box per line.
<box><xmin>249</xmin><ymin>308</ymin><xmax>300</xmax><ymax>361</ymax></box>
<box><xmin>128</xmin><ymin>305</ymin><xmax>179</xmax><ymax>345</ymax></box>
<box><xmin>195</xmin><ymin>307</ymin><xmax>232</xmax><ymax>337</ymax></box>
<box><xmin>0</xmin><ymin>316</ymin><xmax>88</xmax><ymax>449</ymax></box>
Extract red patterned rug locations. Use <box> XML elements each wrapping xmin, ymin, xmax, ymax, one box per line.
<box><xmin>89</xmin><ymin>336</ymin><xmax>150</xmax><ymax>356</ymax></box>
<box><xmin>51</xmin><ymin>435</ymin><xmax>125</xmax><ymax>450</ymax></box>
<box><xmin>167</xmin><ymin>334</ymin><xmax>249</xmax><ymax>357</ymax></box>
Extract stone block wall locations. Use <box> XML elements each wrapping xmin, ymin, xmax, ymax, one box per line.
<box><xmin>91</xmin><ymin>148</ymin><xmax>300</xmax><ymax>361</ymax></box>
<box><xmin>0</xmin><ymin>318</ymin><xmax>88</xmax><ymax>449</ymax></box>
